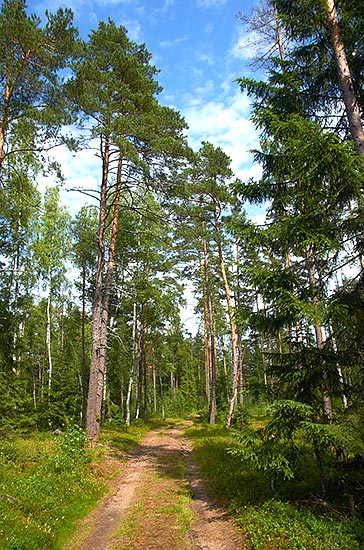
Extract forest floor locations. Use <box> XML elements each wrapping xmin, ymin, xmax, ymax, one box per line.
<box><xmin>64</xmin><ymin>421</ymin><xmax>247</xmax><ymax>550</ymax></box>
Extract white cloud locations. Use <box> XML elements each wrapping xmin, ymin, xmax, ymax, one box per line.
<box><xmin>197</xmin><ymin>52</ymin><xmax>214</xmax><ymax>66</ymax></box>
<box><xmin>94</xmin><ymin>0</ymin><xmax>134</xmax><ymax>5</ymax></box>
<box><xmin>195</xmin><ymin>0</ymin><xmax>227</xmax><ymax>7</ymax></box>
<box><xmin>159</xmin><ymin>35</ymin><xmax>188</xmax><ymax>48</ymax></box>
<box><xmin>229</xmin><ymin>29</ymin><xmax>259</xmax><ymax>62</ymax></box>
<box><xmin>119</xmin><ymin>18</ymin><xmax>142</xmax><ymax>40</ymax></box>
<box><xmin>193</xmin><ymin>79</ymin><xmax>214</xmax><ymax>97</ymax></box>
<box><xmin>154</xmin><ymin>0</ymin><xmax>176</xmax><ymax>15</ymax></box>
<box><xmin>204</xmin><ymin>21</ymin><xmax>214</xmax><ymax>34</ymax></box>
<box><xmin>37</xmin><ymin>145</ymin><xmax>101</xmax><ymax>215</ymax></box>
<box><xmin>180</xmin><ymin>281</ymin><xmax>199</xmax><ymax>336</ymax></box>
<box><xmin>250</xmin><ymin>212</ymin><xmax>267</xmax><ymax>226</ymax></box>
<box><xmin>183</xmin><ymin>90</ymin><xmax>258</xmax><ymax>177</ymax></box>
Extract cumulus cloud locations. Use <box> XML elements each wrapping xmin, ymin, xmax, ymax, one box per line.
<box><xmin>119</xmin><ymin>17</ymin><xmax>142</xmax><ymax>40</ymax></box>
<box><xmin>197</xmin><ymin>52</ymin><xmax>215</xmax><ymax>66</ymax></box>
<box><xmin>229</xmin><ymin>31</ymin><xmax>258</xmax><ymax>62</ymax></box>
<box><xmin>37</xmin><ymin>145</ymin><xmax>101</xmax><ymax>215</ymax></box>
<box><xmin>94</xmin><ymin>0</ymin><xmax>134</xmax><ymax>5</ymax></box>
<box><xmin>180</xmin><ymin>87</ymin><xmax>262</xmax><ymax>223</ymax></box>
<box><xmin>184</xmin><ymin>90</ymin><xmax>256</xmax><ymax>153</ymax></box>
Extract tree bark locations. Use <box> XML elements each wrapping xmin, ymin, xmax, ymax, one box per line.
<box><xmin>86</xmin><ymin>141</ymin><xmax>123</xmax><ymax>440</ymax></box>
<box><xmin>200</xmin><ymin>229</ymin><xmax>217</xmax><ymax>424</ymax></box>
<box><xmin>208</xmin><ymin>289</ymin><xmax>217</xmax><ymax>425</ymax></box>
<box><xmin>325</xmin><ymin>0</ymin><xmax>364</xmax><ymax>155</ymax></box>
<box><xmin>211</xmin><ymin>210</ymin><xmax>238</xmax><ymax>428</ymax></box>
<box><xmin>140</xmin><ymin>299</ymin><xmax>148</xmax><ymax>422</ymax></box>
<box><xmin>199</xmin><ymin>252</ymin><xmax>211</xmax><ymax>408</ymax></box>
<box><xmin>46</xmin><ymin>268</ymin><xmax>53</xmax><ymax>392</ymax></box>
<box><xmin>81</xmin><ymin>261</ymin><xmax>88</xmax><ymax>426</ymax></box>
<box><xmin>305</xmin><ymin>242</ymin><xmax>333</xmax><ymax>422</ymax></box>
<box><xmin>126</xmin><ymin>302</ymin><xmax>138</xmax><ymax>426</ymax></box>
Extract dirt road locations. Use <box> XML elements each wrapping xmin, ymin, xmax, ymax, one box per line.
<box><xmin>65</xmin><ymin>423</ymin><xmax>247</xmax><ymax>550</ymax></box>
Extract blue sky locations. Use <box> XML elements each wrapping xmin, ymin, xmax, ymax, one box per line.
<box><xmin>27</xmin><ymin>0</ymin><xmax>263</xmax><ymax>217</ymax></box>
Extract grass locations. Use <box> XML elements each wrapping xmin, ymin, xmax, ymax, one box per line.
<box><xmin>185</xmin><ymin>420</ymin><xmax>364</xmax><ymax>550</ymax></box>
<box><xmin>112</xmin><ymin>421</ymin><xmax>195</xmax><ymax>550</ymax></box>
<box><xmin>0</xmin><ymin>421</ymin><xmax>150</xmax><ymax>550</ymax></box>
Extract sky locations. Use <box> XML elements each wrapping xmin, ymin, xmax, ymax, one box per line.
<box><xmin>26</xmin><ymin>0</ymin><xmax>265</xmax><ymax>332</ymax></box>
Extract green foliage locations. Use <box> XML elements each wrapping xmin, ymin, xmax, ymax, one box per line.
<box><xmin>0</xmin><ymin>423</ymin><xmax>151</xmax><ymax>549</ymax></box>
<box><xmin>0</xmin><ymin>427</ymin><xmax>101</xmax><ymax>549</ymax></box>
<box><xmin>240</xmin><ymin>499</ymin><xmax>361</xmax><ymax>550</ymax></box>
<box><xmin>229</xmin><ymin>400</ymin><xmax>364</xmax><ymax>490</ymax></box>
<box><xmin>232</xmin><ymin>405</ymin><xmax>253</xmax><ymax>430</ymax></box>
<box><xmin>186</xmin><ymin>419</ymin><xmax>364</xmax><ymax>549</ymax></box>
<box><xmin>51</xmin><ymin>425</ymin><xmax>91</xmax><ymax>471</ymax></box>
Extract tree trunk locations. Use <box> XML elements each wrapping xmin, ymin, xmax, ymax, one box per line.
<box><xmin>273</xmin><ymin>2</ymin><xmax>285</xmax><ymax>63</ymax></box>
<box><xmin>86</xmin><ymin>136</ymin><xmax>109</xmax><ymax>440</ymax></box>
<box><xmin>199</xmin><ymin>253</ymin><xmax>211</xmax><ymax>408</ymax></box>
<box><xmin>218</xmin><ymin>242</ymin><xmax>238</xmax><ymax>426</ymax></box>
<box><xmin>159</xmin><ymin>374</ymin><xmax>165</xmax><ymax>420</ymax></box>
<box><xmin>200</xmin><ymin>230</ymin><xmax>217</xmax><ymax>424</ymax></box>
<box><xmin>325</xmin><ymin>0</ymin><xmax>364</xmax><ymax>155</ymax></box>
<box><xmin>86</xmin><ymin>141</ymin><xmax>123</xmax><ymax>441</ymax></box>
<box><xmin>81</xmin><ymin>261</ymin><xmax>88</xmax><ymax>426</ymax></box>
<box><xmin>211</xmin><ymin>208</ymin><xmax>239</xmax><ymax>428</ymax></box>
<box><xmin>126</xmin><ymin>302</ymin><xmax>138</xmax><ymax>426</ymax></box>
<box><xmin>208</xmin><ymin>290</ymin><xmax>217</xmax><ymax>425</ymax></box>
<box><xmin>305</xmin><ymin>242</ymin><xmax>333</xmax><ymax>422</ymax></box>
<box><xmin>140</xmin><ymin>300</ymin><xmax>148</xmax><ymax>422</ymax></box>
<box><xmin>0</xmin><ymin>83</ymin><xmax>12</xmax><ymax>170</ymax></box>
<box><xmin>151</xmin><ymin>344</ymin><xmax>157</xmax><ymax>413</ymax></box>
<box><xmin>46</xmin><ymin>268</ymin><xmax>53</xmax><ymax>392</ymax></box>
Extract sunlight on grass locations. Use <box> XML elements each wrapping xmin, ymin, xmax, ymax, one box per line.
<box><xmin>185</xmin><ymin>418</ymin><xmax>364</xmax><ymax>550</ymax></box>
<box><xmin>0</xmin><ymin>422</ymin><xmax>151</xmax><ymax>550</ymax></box>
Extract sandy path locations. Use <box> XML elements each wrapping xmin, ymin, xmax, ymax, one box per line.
<box><xmin>65</xmin><ymin>423</ymin><xmax>247</xmax><ymax>550</ymax></box>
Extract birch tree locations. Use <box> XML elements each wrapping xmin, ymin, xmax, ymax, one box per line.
<box><xmin>32</xmin><ymin>186</ymin><xmax>71</xmax><ymax>394</ymax></box>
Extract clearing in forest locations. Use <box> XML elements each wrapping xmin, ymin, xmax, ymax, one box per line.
<box><xmin>65</xmin><ymin>422</ymin><xmax>247</xmax><ymax>550</ymax></box>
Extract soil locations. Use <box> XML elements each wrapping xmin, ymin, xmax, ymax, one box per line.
<box><xmin>65</xmin><ymin>422</ymin><xmax>247</xmax><ymax>550</ymax></box>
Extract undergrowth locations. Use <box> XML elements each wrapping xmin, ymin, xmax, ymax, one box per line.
<box><xmin>185</xmin><ymin>420</ymin><xmax>364</xmax><ymax>550</ymax></box>
<box><xmin>0</xmin><ymin>421</ymin><xmax>150</xmax><ymax>550</ymax></box>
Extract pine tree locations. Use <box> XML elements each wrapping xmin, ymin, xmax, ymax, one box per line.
<box><xmin>0</xmin><ymin>0</ymin><xmax>78</xmax><ymax>171</ymax></box>
<box><xmin>68</xmin><ymin>21</ymin><xmax>187</xmax><ymax>439</ymax></box>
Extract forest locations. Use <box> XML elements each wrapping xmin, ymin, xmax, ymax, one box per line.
<box><xmin>1</xmin><ymin>0</ymin><xmax>364</xmax><ymax>548</ymax></box>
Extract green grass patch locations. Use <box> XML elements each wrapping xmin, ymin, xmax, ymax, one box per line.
<box><xmin>0</xmin><ymin>421</ymin><xmax>152</xmax><ymax>550</ymax></box>
<box><xmin>185</xmin><ymin>421</ymin><xmax>364</xmax><ymax>550</ymax></box>
<box><xmin>100</xmin><ymin>420</ymin><xmax>151</xmax><ymax>454</ymax></box>
<box><xmin>155</xmin><ymin>492</ymin><xmax>195</xmax><ymax>533</ymax></box>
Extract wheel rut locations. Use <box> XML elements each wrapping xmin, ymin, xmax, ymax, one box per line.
<box><xmin>64</xmin><ymin>422</ymin><xmax>247</xmax><ymax>550</ymax></box>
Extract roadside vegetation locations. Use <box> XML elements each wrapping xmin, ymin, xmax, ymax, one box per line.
<box><xmin>0</xmin><ymin>422</ymin><xmax>149</xmax><ymax>550</ymax></box>
<box><xmin>1</xmin><ymin>412</ymin><xmax>364</xmax><ymax>549</ymax></box>
<box><xmin>186</xmin><ymin>405</ymin><xmax>364</xmax><ymax>550</ymax></box>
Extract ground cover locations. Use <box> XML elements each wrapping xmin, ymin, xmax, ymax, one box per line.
<box><xmin>0</xmin><ymin>422</ymin><xmax>149</xmax><ymax>550</ymax></box>
<box><xmin>185</xmin><ymin>417</ymin><xmax>364</xmax><ymax>549</ymax></box>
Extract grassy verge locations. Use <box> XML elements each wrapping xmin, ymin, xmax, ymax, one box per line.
<box><xmin>0</xmin><ymin>422</ymin><xmax>150</xmax><ymax>550</ymax></box>
<box><xmin>185</xmin><ymin>421</ymin><xmax>364</xmax><ymax>550</ymax></box>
